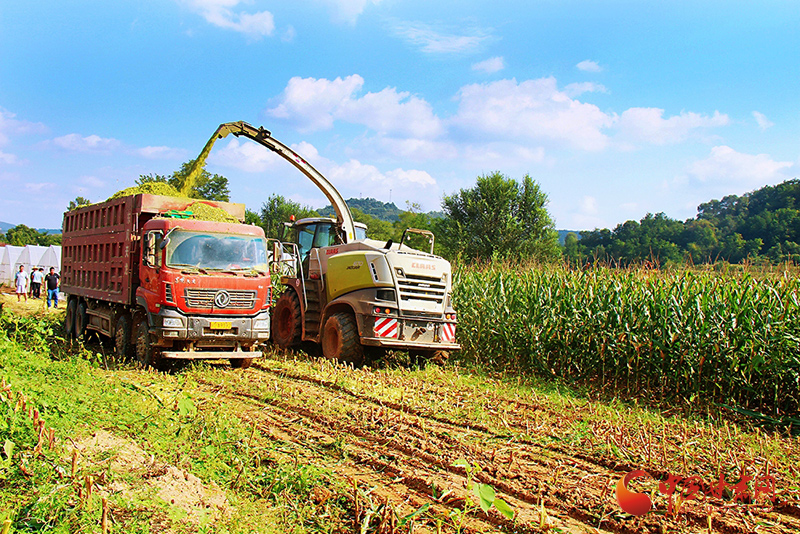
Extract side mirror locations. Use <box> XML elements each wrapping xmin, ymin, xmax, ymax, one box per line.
<box><xmin>159</xmin><ymin>236</ymin><xmax>170</xmax><ymax>250</ymax></box>
<box><xmin>145</xmin><ymin>232</ymin><xmax>157</xmax><ymax>266</ymax></box>
<box><xmin>272</xmin><ymin>241</ymin><xmax>281</xmax><ymax>261</ymax></box>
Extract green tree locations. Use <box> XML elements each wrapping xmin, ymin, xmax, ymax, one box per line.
<box><xmin>136</xmin><ymin>162</ymin><xmax>231</xmax><ymax>202</ymax></box>
<box><xmin>439</xmin><ymin>172</ymin><xmax>560</xmax><ymax>261</ymax></box>
<box><xmin>3</xmin><ymin>224</ymin><xmax>60</xmax><ymax>246</ymax></box>
<box><xmin>171</xmin><ymin>159</ymin><xmax>230</xmax><ymax>201</ymax></box>
<box><xmin>67</xmin><ymin>196</ymin><xmax>92</xmax><ymax>211</ymax></box>
<box><xmin>351</xmin><ymin>207</ymin><xmax>395</xmax><ymax>242</ymax></box>
<box><xmin>258</xmin><ymin>194</ymin><xmax>318</xmax><ymax>239</ymax></box>
<box><xmin>563</xmin><ymin>232</ymin><xmax>581</xmax><ymax>264</ymax></box>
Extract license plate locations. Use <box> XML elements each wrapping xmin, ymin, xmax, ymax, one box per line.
<box><xmin>209</xmin><ymin>321</ymin><xmax>232</xmax><ymax>330</ymax></box>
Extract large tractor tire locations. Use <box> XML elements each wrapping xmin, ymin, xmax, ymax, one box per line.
<box><xmin>409</xmin><ymin>350</ymin><xmax>449</xmax><ymax>368</ymax></box>
<box><xmin>64</xmin><ymin>298</ymin><xmax>77</xmax><ymax>339</ymax></box>
<box><xmin>272</xmin><ymin>291</ymin><xmax>302</xmax><ymax>349</ymax></box>
<box><xmin>114</xmin><ymin>314</ymin><xmax>134</xmax><ymax>361</ymax></box>
<box><xmin>75</xmin><ymin>301</ymin><xmax>89</xmax><ymax>340</ymax></box>
<box><xmin>322</xmin><ymin>312</ymin><xmax>364</xmax><ymax>367</ymax></box>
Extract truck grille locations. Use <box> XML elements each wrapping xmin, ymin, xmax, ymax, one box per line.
<box><xmin>397</xmin><ymin>274</ymin><xmax>446</xmax><ymax>304</ymax></box>
<box><xmin>183</xmin><ymin>288</ymin><xmax>257</xmax><ymax>309</ymax></box>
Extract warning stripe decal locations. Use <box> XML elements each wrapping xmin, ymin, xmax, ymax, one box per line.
<box><xmin>441</xmin><ymin>323</ymin><xmax>456</xmax><ymax>344</ymax></box>
<box><xmin>375</xmin><ymin>317</ymin><xmax>399</xmax><ymax>338</ymax></box>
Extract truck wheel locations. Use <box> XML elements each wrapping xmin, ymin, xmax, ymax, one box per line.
<box><xmin>75</xmin><ymin>301</ymin><xmax>89</xmax><ymax>340</ymax></box>
<box><xmin>272</xmin><ymin>291</ymin><xmax>301</xmax><ymax>348</ymax></box>
<box><xmin>322</xmin><ymin>312</ymin><xmax>364</xmax><ymax>366</ymax></box>
<box><xmin>114</xmin><ymin>314</ymin><xmax>134</xmax><ymax>361</ymax></box>
<box><xmin>64</xmin><ymin>298</ymin><xmax>77</xmax><ymax>339</ymax></box>
<box><xmin>409</xmin><ymin>350</ymin><xmax>449</xmax><ymax>367</ymax></box>
<box><xmin>135</xmin><ymin>320</ymin><xmax>156</xmax><ymax>369</ymax></box>
<box><xmin>230</xmin><ymin>358</ymin><xmax>253</xmax><ymax>369</ymax></box>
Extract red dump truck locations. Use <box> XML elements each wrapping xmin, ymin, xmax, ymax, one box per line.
<box><xmin>61</xmin><ymin>194</ymin><xmax>272</xmax><ymax>369</ymax></box>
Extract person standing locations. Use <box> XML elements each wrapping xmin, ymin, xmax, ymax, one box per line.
<box><xmin>31</xmin><ymin>267</ymin><xmax>44</xmax><ymax>299</ymax></box>
<box><xmin>15</xmin><ymin>265</ymin><xmax>29</xmax><ymax>302</ymax></box>
<box><xmin>44</xmin><ymin>267</ymin><xmax>60</xmax><ymax>309</ymax></box>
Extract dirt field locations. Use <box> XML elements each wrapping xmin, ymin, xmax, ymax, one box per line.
<box><xmin>192</xmin><ymin>356</ymin><xmax>800</xmax><ymax>534</ymax></box>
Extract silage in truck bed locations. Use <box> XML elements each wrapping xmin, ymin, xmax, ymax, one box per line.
<box><xmin>107</xmin><ymin>184</ymin><xmax>238</xmax><ymax>223</ymax></box>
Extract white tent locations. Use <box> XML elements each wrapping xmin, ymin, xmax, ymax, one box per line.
<box><xmin>18</xmin><ymin>245</ymin><xmax>49</xmax><ymax>272</ymax></box>
<box><xmin>40</xmin><ymin>245</ymin><xmax>61</xmax><ymax>271</ymax></box>
<box><xmin>0</xmin><ymin>245</ymin><xmax>25</xmax><ymax>285</ymax></box>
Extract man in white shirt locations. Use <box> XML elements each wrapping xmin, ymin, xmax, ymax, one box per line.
<box><xmin>15</xmin><ymin>265</ymin><xmax>28</xmax><ymax>302</ymax></box>
<box><xmin>31</xmin><ymin>267</ymin><xmax>44</xmax><ymax>299</ymax></box>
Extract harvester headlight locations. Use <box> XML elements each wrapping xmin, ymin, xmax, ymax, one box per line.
<box><xmin>254</xmin><ymin>319</ymin><xmax>270</xmax><ymax>330</ymax></box>
<box><xmin>163</xmin><ymin>317</ymin><xmax>183</xmax><ymax>328</ymax></box>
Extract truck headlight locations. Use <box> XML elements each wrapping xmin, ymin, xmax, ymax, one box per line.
<box><xmin>254</xmin><ymin>319</ymin><xmax>270</xmax><ymax>330</ymax></box>
<box><xmin>163</xmin><ymin>318</ymin><xmax>183</xmax><ymax>328</ymax></box>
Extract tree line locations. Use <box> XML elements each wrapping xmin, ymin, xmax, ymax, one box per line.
<box><xmin>568</xmin><ymin>179</ymin><xmax>800</xmax><ymax>266</ymax></box>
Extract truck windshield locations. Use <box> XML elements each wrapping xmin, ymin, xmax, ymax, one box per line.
<box><xmin>165</xmin><ymin>230</ymin><xmax>268</xmax><ymax>271</ymax></box>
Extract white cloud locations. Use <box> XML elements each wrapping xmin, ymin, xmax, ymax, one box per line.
<box><xmin>0</xmin><ymin>108</ymin><xmax>48</xmax><ymax>146</ymax></box>
<box><xmin>451</xmin><ymin>77</ymin><xmax>614</xmax><ymax>151</ymax></box>
<box><xmin>78</xmin><ymin>175</ymin><xmax>106</xmax><ymax>188</ymax></box>
<box><xmin>580</xmin><ymin>195</ymin><xmax>598</xmax><ymax>215</ymax></box>
<box><xmin>564</xmin><ymin>82</ymin><xmax>607</xmax><ymax>97</ymax></box>
<box><xmin>24</xmin><ymin>182</ymin><xmax>56</xmax><ymax>193</ymax></box>
<box><xmin>319</xmin><ymin>0</ymin><xmax>382</xmax><ymax>24</ymax></box>
<box><xmin>266</xmin><ymin>75</ymin><xmax>365</xmax><ymax>132</ymax></box>
<box><xmin>753</xmin><ymin>111</ymin><xmax>774</xmax><ymax>131</ymax></box>
<box><xmin>210</xmin><ymin>138</ymin><xmax>283</xmax><ymax>172</ymax></box>
<box><xmin>184</xmin><ymin>0</ymin><xmax>274</xmax><ymax>38</ymax></box>
<box><xmin>52</xmin><ymin>133</ymin><xmax>121</xmax><ymax>153</ymax></box>
<box><xmin>266</xmin><ymin>75</ymin><xmax>443</xmax><ymax>139</ymax></box>
<box><xmin>338</xmin><ymin>87</ymin><xmax>443</xmax><ymax>138</ymax></box>
<box><xmin>137</xmin><ymin>146</ymin><xmax>188</xmax><ymax>159</ymax></box>
<box><xmin>616</xmin><ymin>108</ymin><xmax>729</xmax><ymax>145</ymax></box>
<box><xmin>686</xmin><ymin>146</ymin><xmax>794</xmax><ymax>186</ymax></box>
<box><xmin>390</xmin><ymin>21</ymin><xmax>490</xmax><ymax>54</ymax></box>
<box><xmin>472</xmin><ymin>56</ymin><xmax>505</xmax><ymax>74</ymax></box>
<box><xmin>0</xmin><ymin>150</ymin><xmax>18</xmax><ymax>164</ymax></box>
<box><xmin>576</xmin><ymin>60</ymin><xmax>602</xmax><ymax>72</ymax></box>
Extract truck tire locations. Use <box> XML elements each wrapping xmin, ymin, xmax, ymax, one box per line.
<box><xmin>409</xmin><ymin>350</ymin><xmax>449</xmax><ymax>367</ymax></box>
<box><xmin>114</xmin><ymin>314</ymin><xmax>134</xmax><ymax>361</ymax></box>
<box><xmin>229</xmin><ymin>358</ymin><xmax>253</xmax><ymax>369</ymax></box>
<box><xmin>322</xmin><ymin>312</ymin><xmax>364</xmax><ymax>366</ymax></box>
<box><xmin>75</xmin><ymin>301</ymin><xmax>89</xmax><ymax>340</ymax></box>
<box><xmin>135</xmin><ymin>319</ymin><xmax>157</xmax><ymax>369</ymax></box>
<box><xmin>64</xmin><ymin>298</ymin><xmax>77</xmax><ymax>339</ymax></box>
<box><xmin>272</xmin><ymin>291</ymin><xmax>302</xmax><ymax>349</ymax></box>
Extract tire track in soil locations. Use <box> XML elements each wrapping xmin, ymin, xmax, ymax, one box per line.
<box><xmin>199</xmin><ymin>364</ymin><xmax>798</xmax><ymax>534</ymax></box>
<box><xmin>197</xmin><ymin>377</ymin><xmax>610</xmax><ymax>534</ymax></box>
<box><xmin>245</xmin><ymin>362</ymin><xmax>800</xmax><ymax>534</ymax></box>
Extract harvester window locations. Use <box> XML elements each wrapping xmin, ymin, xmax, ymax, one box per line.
<box><xmin>296</xmin><ymin>223</ymin><xmax>317</xmax><ymax>261</ymax></box>
<box><xmin>313</xmin><ymin>222</ymin><xmax>338</xmax><ymax>249</ymax></box>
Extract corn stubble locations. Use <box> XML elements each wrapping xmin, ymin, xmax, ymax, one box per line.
<box><xmin>453</xmin><ymin>264</ymin><xmax>800</xmax><ymax>415</ymax></box>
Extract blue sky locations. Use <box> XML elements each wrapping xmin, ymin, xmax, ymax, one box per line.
<box><xmin>1</xmin><ymin>0</ymin><xmax>797</xmax><ymax>231</ymax></box>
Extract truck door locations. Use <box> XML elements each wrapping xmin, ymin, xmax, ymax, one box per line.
<box><xmin>140</xmin><ymin>230</ymin><xmax>163</xmax><ymax>305</ymax></box>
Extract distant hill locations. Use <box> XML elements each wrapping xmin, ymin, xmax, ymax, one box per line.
<box><xmin>318</xmin><ymin>198</ymin><xmax>403</xmax><ymax>222</ymax></box>
<box><xmin>0</xmin><ymin>221</ymin><xmax>61</xmax><ymax>235</ymax></box>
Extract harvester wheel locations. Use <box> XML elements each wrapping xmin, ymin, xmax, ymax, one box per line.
<box><xmin>409</xmin><ymin>350</ymin><xmax>449</xmax><ymax>367</ymax></box>
<box><xmin>322</xmin><ymin>312</ymin><xmax>364</xmax><ymax>366</ymax></box>
<box><xmin>64</xmin><ymin>298</ymin><xmax>77</xmax><ymax>339</ymax></box>
<box><xmin>272</xmin><ymin>291</ymin><xmax>302</xmax><ymax>348</ymax></box>
<box><xmin>114</xmin><ymin>314</ymin><xmax>134</xmax><ymax>361</ymax></box>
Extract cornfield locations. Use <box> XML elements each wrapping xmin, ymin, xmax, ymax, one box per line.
<box><xmin>453</xmin><ymin>263</ymin><xmax>800</xmax><ymax>415</ymax></box>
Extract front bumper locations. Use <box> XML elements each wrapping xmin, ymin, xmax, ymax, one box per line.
<box><xmin>152</xmin><ymin>307</ymin><xmax>271</xmax><ymax>342</ymax></box>
<box><xmin>358</xmin><ymin>314</ymin><xmax>460</xmax><ymax>350</ymax></box>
